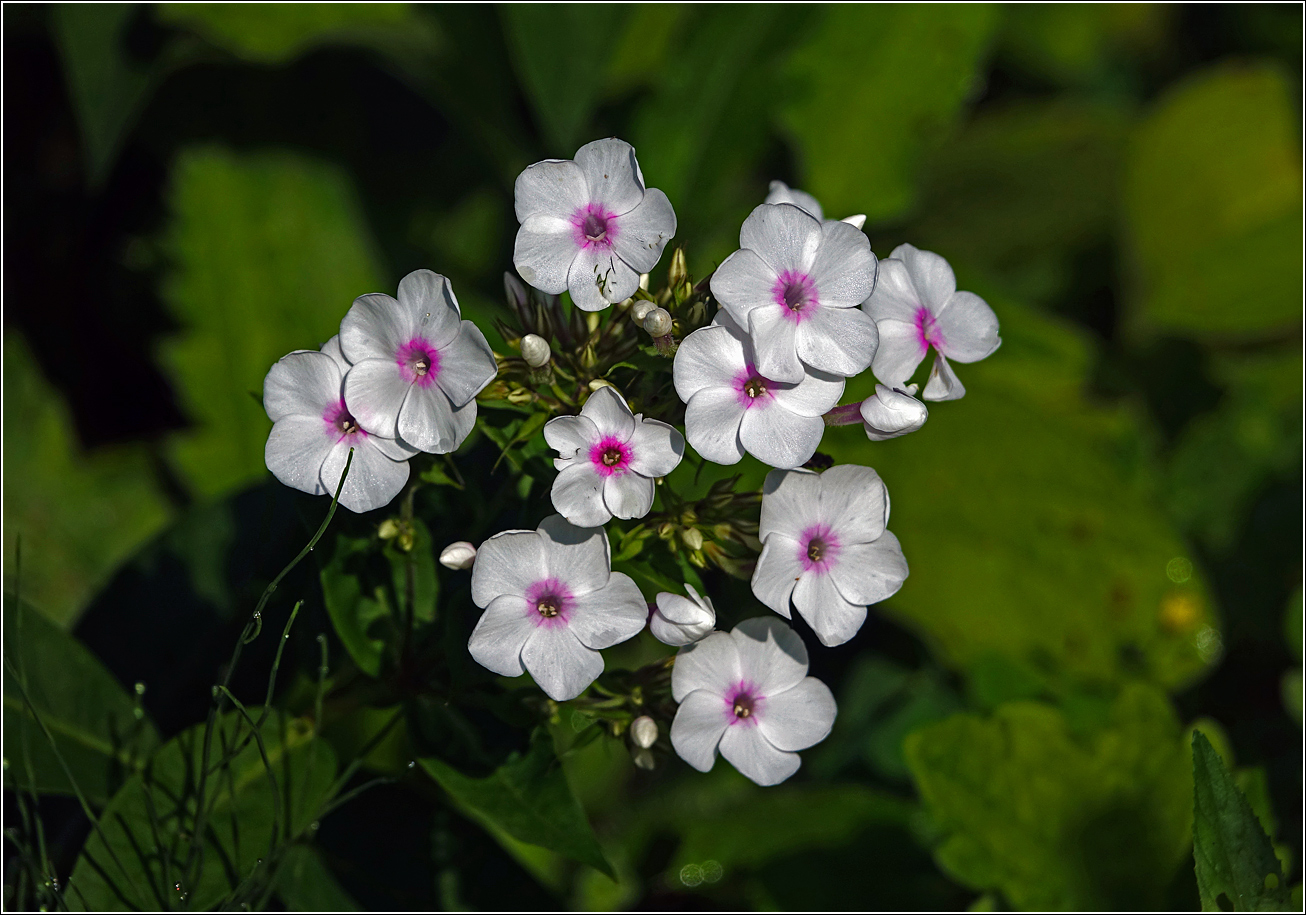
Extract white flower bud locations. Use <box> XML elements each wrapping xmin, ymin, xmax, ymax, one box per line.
<box><xmin>439</xmin><ymin>540</ymin><xmax>477</xmax><ymax>570</ymax></box>
<box><xmin>630</xmin><ymin>299</ymin><xmax>656</xmax><ymax>322</ymax></box>
<box><xmin>643</xmin><ymin>307</ymin><xmax>673</xmax><ymax>337</ymax></box>
<box><xmin>630</xmin><ymin>715</ymin><xmax>658</xmax><ymax>749</ymax></box>
<box><xmin>841</xmin><ymin>214</ymin><xmax>867</xmax><ymax>230</ymax></box>
<box><xmin>632</xmin><ymin>747</ymin><xmax>655</xmax><ymax>770</ymax></box>
<box><xmin>520</xmin><ymin>333</ymin><xmax>551</xmax><ymax>368</ymax></box>
<box><xmin>650</xmin><ymin>585</ymin><xmax>716</xmax><ymax>647</ymax></box>
<box><xmin>860</xmin><ymin>384</ymin><xmax>928</xmax><ymax>441</ymax></box>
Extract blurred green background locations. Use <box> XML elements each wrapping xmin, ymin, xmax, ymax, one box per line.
<box><xmin>3</xmin><ymin>3</ymin><xmax>1301</xmax><ymax>910</ymax></box>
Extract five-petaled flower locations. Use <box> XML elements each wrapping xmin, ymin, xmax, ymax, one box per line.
<box><xmin>339</xmin><ymin>270</ymin><xmax>497</xmax><ymax>454</ymax></box>
<box><xmin>752</xmin><ymin>465</ymin><xmax>908</xmax><ymax>647</ymax></box>
<box><xmin>711</xmin><ymin>202</ymin><xmax>880</xmax><ymax>383</ymax></box>
<box><xmin>544</xmin><ymin>386</ymin><xmax>684</xmax><ymax>527</ymax></box>
<box><xmin>263</xmin><ymin>336</ymin><xmax>417</xmax><ymax>513</ymax></box>
<box><xmin>513</xmin><ymin>138</ymin><xmax>677</xmax><ymax>312</ymax></box>
<box><xmin>860</xmin><ymin>243</ymin><xmax>1001</xmax><ymax>401</ymax></box>
<box><xmin>468</xmin><ymin>515</ymin><xmax>648</xmax><ymax>701</ymax></box>
<box><xmin>670</xmin><ymin>616</ymin><xmax>836</xmax><ymax>786</ymax></box>
<box><xmin>764</xmin><ymin>180</ymin><xmax>866</xmax><ymax>230</ymax></box>
<box><xmin>672</xmin><ymin>313</ymin><xmax>843</xmax><ymax>469</ymax></box>
<box><xmin>650</xmin><ymin>584</ymin><xmax>716</xmax><ymax>647</ymax></box>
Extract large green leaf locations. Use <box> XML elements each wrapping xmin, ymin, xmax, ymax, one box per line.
<box><xmin>420</xmin><ymin>729</ymin><xmax>613</xmax><ymax>878</ymax></box>
<box><xmin>1</xmin><ymin>333</ymin><xmax>172</xmax><ymax>626</ymax></box>
<box><xmin>158</xmin><ymin>146</ymin><xmax>383</xmax><ymax>498</ymax></box>
<box><xmin>780</xmin><ymin>4</ymin><xmax>999</xmax><ymax>223</ymax></box>
<box><xmin>1124</xmin><ymin>62</ymin><xmax>1302</xmax><ymax>337</ymax></box>
<box><xmin>67</xmin><ymin>709</ymin><xmax>338</xmax><ymax>911</ymax></box>
<box><xmin>905</xmin><ymin>683</ymin><xmax>1194</xmax><ymax>909</ymax></box>
<box><xmin>1191</xmin><ymin>732</ymin><xmax>1292</xmax><ymax>911</ymax></box>
<box><xmin>275</xmin><ymin>843</ymin><xmax>360</xmax><ymax>912</ymax></box>
<box><xmin>997</xmin><ymin>4</ymin><xmax>1170</xmax><ymax>88</ymax></box>
<box><xmin>2</xmin><ymin>597</ymin><xmax>159</xmax><ymax>805</ymax></box>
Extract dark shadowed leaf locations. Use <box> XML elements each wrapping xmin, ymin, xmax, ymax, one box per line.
<box><xmin>275</xmin><ymin>843</ymin><xmax>360</xmax><ymax>912</ymax></box>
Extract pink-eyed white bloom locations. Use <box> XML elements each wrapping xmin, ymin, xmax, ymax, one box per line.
<box><xmin>710</xmin><ymin>203</ymin><xmax>879</xmax><ymax>383</ymax></box>
<box><xmin>672</xmin><ymin>315</ymin><xmax>843</xmax><ymax>469</ymax></box>
<box><xmin>263</xmin><ymin>336</ymin><xmax>418</xmax><ymax>514</ymax></box>
<box><xmin>468</xmin><ymin>515</ymin><xmax>647</xmax><ymax>701</ymax></box>
<box><xmin>513</xmin><ymin>138</ymin><xmax>677</xmax><ymax>312</ymax></box>
<box><xmin>670</xmin><ymin>616</ymin><xmax>835</xmax><ymax>786</ymax></box>
<box><xmin>860</xmin><ymin>243</ymin><xmax>1000</xmax><ymax>401</ymax></box>
<box><xmin>650</xmin><ymin>584</ymin><xmax>716</xmax><ymax>647</ymax></box>
<box><xmin>765</xmin><ymin>180</ymin><xmax>867</xmax><ymax>230</ymax></box>
<box><xmin>752</xmin><ymin>465</ymin><xmax>908</xmax><ymax>647</ymax></box>
<box><xmin>339</xmin><ymin>270</ymin><xmax>495</xmax><ymax>455</ymax></box>
<box><xmin>860</xmin><ymin>383</ymin><xmax>928</xmax><ymax>441</ymax></box>
<box><xmin>544</xmin><ymin>386</ymin><xmax>684</xmax><ymax>527</ymax></box>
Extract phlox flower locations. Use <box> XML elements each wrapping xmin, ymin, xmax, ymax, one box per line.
<box><xmin>263</xmin><ymin>336</ymin><xmax>417</xmax><ymax>513</ymax></box>
<box><xmin>650</xmin><ymin>584</ymin><xmax>716</xmax><ymax>647</ymax></box>
<box><xmin>513</xmin><ymin>138</ymin><xmax>677</xmax><ymax>312</ymax></box>
<box><xmin>752</xmin><ymin>465</ymin><xmax>908</xmax><ymax>647</ymax></box>
<box><xmin>672</xmin><ymin>314</ymin><xmax>843</xmax><ymax>469</ymax></box>
<box><xmin>544</xmin><ymin>386</ymin><xmax>684</xmax><ymax>527</ymax></box>
<box><xmin>670</xmin><ymin>617</ymin><xmax>835</xmax><ymax>786</ymax></box>
<box><xmin>710</xmin><ymin>202</ymin><xmax>879</xmax><ymax>383</ymax></box>
<box><xmin>860</xmin><ymin>383</ymin><xmax>928</xmax><ymax>441</ymax></box>
<box><xmin>860</xmin><ymin>243</ymin><xmax>1000</xmax><ymax>401</ymax></box>
<box><xmin>339</xmin><ymin>270</ymin><xmax>496</xmax><ymax>454</ymax></box>
<box><xmin>765</xmin><ymin>180</ymin><xmax>867</xmax><ymax>230</ymax></box>
<box><xmin>468</xmin><ymin>515</ymin><xmax>647</xmax><ymax>701</ymax></box>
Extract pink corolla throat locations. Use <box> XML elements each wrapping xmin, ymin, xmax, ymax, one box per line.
<box><xmin>915</xmin><ymin>307</ymin><xmax>944</xmax><ymax>354</ymax></box>
<box><xmin>797</xmin><ymin>524</ymin><xmax>841</xmax><ymax>574</ymax></box>
<box><xmin>773</xmin><ymin>270</ymin><xmax>818</xmax><ymax>323</ymax></box>
<box><xmin>396</xmin><ymin>338</ymin><xmax>441</xmax><ymax>387</ymax></box>
<box><xmin>725</xmin><ymin>681</ymin><xmax>765</xmax><ymax>728</ymax></box>
<box><xmin>588</xmin><ymin>436</ymin><xmax>632</xmax><ymax>477</ymax></box>
<box><xmin>571</xmin><ymin>203</ymin><xmax>620</xmax><ymax>250</ymax></box>
<box><xmin>525</xmin><ymin>578</ymin><xmax>573</xmax><ymax>629</ymax></box>
<box><xmin>323</xmin><ymin>399</ymin><xmax>368</xmax><ymax>444</ymax></box>
<box><xmin>732</xmin><ymin>363</ymin><xmax>775</xmax><ymax>410</ymax></box>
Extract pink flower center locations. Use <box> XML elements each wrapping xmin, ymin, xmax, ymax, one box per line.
<box><xmin>571</xmin><ymin>203</ymin><xmax>620</xmax><ymax>250</ymax></box>
<box><xmin>322</xmin><ymin>399</ymin><xmax>368</xmax><ymax>444</ymax></box>
<box><xmin>588</xmin><ymin>436</ymin><xmax>632</xmax><ymax>477</ymax></box>
<box><xmin>525</xmin><ymin>578</ymin><xmax>573</xmax><ymax>629</ymax></box>
<box><xmin>797</xmin><ymin>524</ymin><xmax>840</xmax><ymax>574</ymax></box>
<box><xmin>732</xmin><ymin>363</ymin><xmax>775</xmax><ymax>410</ymax></box>
<box><xmin>773</xmin><ymin>270</ymin><xmax>818</xmax><ymax>323</ymax></box>
<box><xmin>396</xmin><ymin>337</ymin><xmax>441</xmax><ymax>388</ymax></box>
<box><xmin>915</xmin><ymin>306</ymin><xmax>944</xmax><ymax>354</ymax></box>
<box><xmin>724</xmin><ymin>681</ymin><xmax>764</xmax><ymax>728</ymax></box>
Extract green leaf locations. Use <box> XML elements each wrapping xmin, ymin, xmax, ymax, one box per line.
<box><xmin>383</xmin><ymin>517</ymin><xmax>439</xmax><ymax>630</ymax></box>
<box><xmin>419</xmin><ymin>729</ymin><xmax>614</xmax><ymax>878</ymax></box>
<box><xmin>997</xmin><ymin>4</ymin><xmax>1170</xmax><ymax>88</ymax></box>
<box><xmin>275</xmin><ymin>844</ymin><xmax>359</xmax><ymax>912</ymax></box>
<box><xmin>1192</xmin><ymin>731</ymin><xmax>1292</xmax><ymax>911</ymax></box>
<box><xmin>320</xmin><ymin>532</ymin><xmax>397</xmax><ymax>679</ymax></box>
<box><xmin>159</xmin><ymin>146</ymin><xmax>383</xmax><ymax>499</ymax></box>
<box><xmin>2</xmin><ymin>333</ymin><xmax>172</xmax><ymax>626</ymax></box>
<box><xmin>1124</xmin><ymin>62</ymin><xmax>1302</xmax><ymax>337</ymax></box>
<box><xmin>905</xmin><ymin>684</ymin><xmax>1194</xmax><ymax>909</ymax></box>
<box><xmin>68</xmin><ymin>709</ymin><xmax>338</xmax><ymax>911</ymax></box>
<box><xmin>2</xmin><ymin>597</ymin><xmax>159</xmax><ymax>805</ymax></box>
<box><xmin>780</xmin><ymin>4</ymin><xmax>999</xmax><ymax>222</ymax></box>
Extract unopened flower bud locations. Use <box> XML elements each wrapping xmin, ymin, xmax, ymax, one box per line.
<box><xmin>378</xmin><ymin>518</ymin><xmax>401</xmax><ymax>540</ymax></box>
<box><xmin>520</xmin><ymin>333</ymin><xmax>551</xmax><ymax>368</ymax></box>
<box><xmin>643</xmin><ymin>307</ymin><xmax>673</xmax><ymax>337</ymax></box>
<box><xmin>631</xmin><ymin>716</ymin><xmax>658</xmax><ymax>749</ymax></box>
<box><xmin>860</xmin><ymin>384</ymin><xmax>928</xmax><ymax>441</ymax></box>
<box><xmin>632</xmin><ymin>747</ymin><xmax>655</xmax><ymax>770</ymax></box>
<box><xmin>439</xmin><ymin>540</ymin><xmax>477</xmax><ymax>570</ymax></box>
<box><xmin>668</xmin><ymin>247</ymin><xmax>688</xmax><ymax>289</ymax></box>
<box><xmin>650</xmin><ymin>585</ymin><xmax>716</xmax><ymax>646</ymax></box>
<box><xmin>630</xmin><ymin>298</ymin><xmax>656</xmax><ymax>323</ymax></box>
<box><xmin>504</xmin><ymin>271</ymin><xmax>529</xmax><ymax>311</ymax></box>
<box><xmin>681</xmin><ymin>527</ymin><xmax>704</xmax><ymax>551</ymax></box>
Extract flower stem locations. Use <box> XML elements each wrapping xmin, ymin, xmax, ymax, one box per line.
<box><xmin>823</xmin><ymin>402</ymin><xmax>864</xmax><ymax>427</ymax></box>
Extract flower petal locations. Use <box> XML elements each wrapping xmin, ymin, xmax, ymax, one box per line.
<box><xmin>719</xmin><ymin>726</ymin><xmax>800</xmax><ymax>786</ymax></box>
<box><xmin>869</xmin><ymin>318</ymin><xmax>927</xmax><ymax>387</ymax></box>
<box><xmin>684</xmin><ymin>388</ymin><xmax>745</xmax><ymax>465</ymax></box>
<box><xmin>711</xmin><ymin>248</ymin><xmax>779</xmax><ymax>320</ymax></box>
<box><xmin>611</xmin><ymin>188</ymin><xmax>676</xmax><ymax>273</ymax></box>
<box><xmin>435</xmin><ymin>321</ymin><xmax>497</xmax><ymax>407</ymax></box>
<box><xmin>537</xmin><ymin>514</ymin><xmax>611</xmax><ymax>595</ymax></box>
<box><xmin>514</xmin><ymin>157</ymin><xmax>588</xmax><ymax>222</ymax></box>
<box><xmin>757</xmin><ymin>678</ymin><xmax>836</xmax><ymax>752</ymax></box>
<box><xmin>670</xmin><ymin>689</ymin><xmax>729</xmax><ymax>772</ymax></box>
<box><xmin>923</xmin><ymin>352</ymin><xmax>966</xmax><ymax>401</ymax></box>
<box><xmin>891</xmin><ymin>243</ymin><xmax>955</xmax><ymax>312</ymax></box>
<box><xmin>818</xmin><ymin>464</ymin><xmax>888</xmax><ymax>544</ymax></box>
<box><xmin>265</xmin><ymin>415</ymin><xmax>334</xmax><ymax>496</ymax></box>
<box><xmin>319</xmin><ymin>438</ymin><xmax>410</xmax><ymax>513</ymax></box>
<box><xmin>581</xmin><ymin>386</ymin><xmax>636</xmax><ymax>441</ymax></box>
<box><xmin>471</xmin><ymin>529</ymin><xmax>547</xmax><ymax>607</ymax></box>
<box><xmin>340</xmin><ymin>293</ymin><xmax>411</xmax><ymax>365</ymax></box>
<box><xmin>808</xmin><ymin>221</ymin><xmax>877</xmax><ymax>308</ymax></box>
<box><xmin>750</xmin><ymin>534</ymin><xmax>802</xmax><ymax>618</ymax></box>
<box><xmin>765</xmin><ymin>180</ymin><xmax>823</xmax><ymax>220</ymax></box>
<box><xmin>369</xmin><ymin>433</ymin><xmax>420</xmax><ymax>462</ymax></box>
<box><xmin>568</xmin><ymin>246</ymin><xmax>638</xmax><ymax>312</ymax></box>
<box><xmin>544</xmin><ymin>414</ymin><xmax>600</xmax><ymax>459</ymax></box>
<box><xmin>656</xmin><ymin>589</ymin><xmax>715</xmax><ymax>626</ymax></box>
<box><xmin>768</xmin><ymin>366</ymin><xmax>845</xmax><ymax>418</ymax></box>
<box><xmin>747</xmin><ymin>307</ymin><xmax>804</xmax><ymax>384</ymax></box>
<box><xmin>759</xmin><ymin>469</ymin><xmax>821</xmax><ymax>541</ymax></box>
<box><xmin>397</xmin><ymin>382</ymin><xmax>458</xmax><ymax>453</ymax></box>
<box><xmin>860</xmin><ymin>384</ymin><xmax>928</xmax><ymax>441</ymax></box>
<box><xmin>343</xmin><ymin>359</ymin><xmax>410</xmax><ymax>439</ymax></box>
<box><xmin>935</xmin><ymin>290</ymin><xmax>1001</xmax><ymax>363</ymax></box>
<box><xmin>673</xmin><ymin>325</ymin><xmax>748</xmax><ymax>402</ymax></box>
<box><xmin>671</xmin><ymin>631</ymin><xmax>742</xmax><ymax>702</ymax></box>
<box><xmin>574</xmin><ymin>138</ymin><xmax>645</xmax><ymax>215</ymax></box>
<box><xmin>731</xmin><ymin>616</ymin><xmax>809</xmax><ymax>695</ymax></box>
<box><xmin>320</xmin><ymin>335</ymin><xmax>350</xmax><ymax>372</ymax></box>
<box><xmin>513</xmin><ymin>216</ymin><xmax>578</xmax><ymax>294</ymax></box>
<box><xmin>738</xmin><ymin>402</ymin><xmax>824</xmax><ymax>469</ymax></box>
<box><xmin>861</xmin><ymin>257</ymin><xmax>921</xmax><ymax>323</ymax></box>
<box><xmin>792</xmin><ymin>572</ymin><xmax>867</xmax><ymax>647</ymax></box>
<box><xmin>567</xmin><ymin>572</ymin><xmax>647</xmax><ymax>649</ymax></box>
<box><xmin>627</xmin><ymin>418</ymin><xmax>684</xmax><ymax>477</ymax></box>
<box><xmin>603</xmin><ymin>473</ymin><xmax>654</xmax><ymax>520</ymax></box>
<box><xmin>551</xmin><ymin>462</ymin><xmax>609</xmax><ymax>527</ymax></box>
<box><xmin>830</xmin><ymin>530</ymin><xmax>908</xmax><ymax>607</ymax></box>
<box><xmin>739</xmin><ymin>203</ymin><xmax>822</xmax><ymax>274</ymax></box>
<box><xmin>795</xmin><ymin>307</ymin><xmax>878</xmax><ymax>378</ymax></box>
<box><xmin>467</xmin><ymin>594</ymin><xmax>534</xmax><ymax>677</ymax></box>
<box><xmin>264</xmin><ymin>351</ymin><xmax>340</xmax><ymax>422</ymax></box>
<box><xmin>397</xmin><ymin>270</ymin><xmax>462</xmax><ymax>348</ymax></box>
<box><xmin>521</xmin><ymin>626</ymin><xmax>604</xmax><ymax>701</ymax></box>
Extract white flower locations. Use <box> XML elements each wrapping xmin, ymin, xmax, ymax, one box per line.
<box><xmin>467</xmin><ymin>515</ymin><xmax>647</xmax><ymax>701</ymax></box>
<box><xmin>650</xmin><ymin>584</ymin><xmax>716</xmax><ymax>646</ymax></box>
<box><xmin>544</xmin><ymin>387</ymin><xmax>684</xmax><ymax>527</ymax></box>
<box><xmin>263</xmin><ymin>336</ymin><xmax>417</xmax><ymax>513</ymax></box>
<box><xmin>860</xmin><ymin>243</ymin><xmax>1000</xmax><ymax>401</ymax></box>
<box><xmin>765</xmin><ymin>180</ymin><xmax>867</xmax><ymax>230</ymax></box>
<box><xmin>339</xmin><ymin>270</ymin><xmax>496</xmax><ymax>454</ymax></box>
<box><xmin>752</xmin><ymin>465</ymin><xmax>908</xmax><ymax>647</ymax></box>
<box><xmin>710</xmin><ymin>203</ymin><xmax>879</xmax><ymax>383</ymax></box>
<box><xmin>860</xmin><ymin>384</ymin><xmax>928</xmax><ymax>441</ymax></box>
<box><xmin>670</xmin><ymin>616</ymin><xmax>835</xmax><ymax>786</ymax></box>
<box><xmin>513</xmin><ymin>138</ymin><xmax>677</xmax><ymax>312</ymax></box>
<box><xmin>439</xmin><ymin>540</ymin><xmax>477</xmax><ymax>570</ymax></box>
<box><xmin>672</xmin><ymin>315</ymin><xmax>843</xmax><ymax>469</ymax></box>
